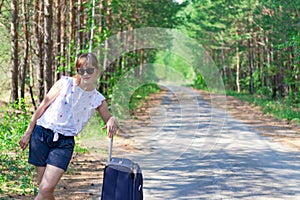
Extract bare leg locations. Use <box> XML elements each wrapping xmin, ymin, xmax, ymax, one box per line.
<box><xmin>36</xmin><ymin>166</ymin><xmax>46</xmax><ymax>185</ymax></box>
<box><xmin>35</xmin><ymin>164</ymin><xmax>65</xmax><ymax>200</ymax></box>
<box><xmin>34</xmin><ymin>166</ymin><xmax>46</xmax><ymax>196</ymax></box>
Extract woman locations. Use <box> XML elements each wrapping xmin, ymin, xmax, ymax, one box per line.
<box><xmin>19</xmin><ymin>53</ymin><xmax>118</xmax><ymax>200</ymax></box>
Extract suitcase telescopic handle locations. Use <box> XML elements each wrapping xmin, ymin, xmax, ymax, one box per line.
<box><xmin>108</xmin><ymin>136</ymin><xmax>113</xmax><ymax>162</ymax></box>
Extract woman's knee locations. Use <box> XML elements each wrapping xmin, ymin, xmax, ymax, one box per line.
<box><xmin>38</xmin><ymin>182</ymin><xmax>55</xmax><ymax>195</ymax></box>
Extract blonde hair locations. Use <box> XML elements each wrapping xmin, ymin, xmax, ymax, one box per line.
<box><xmin>74</xmin><ymin>53</ymin><xmax>100</xmax><ymax>85</ymax></box>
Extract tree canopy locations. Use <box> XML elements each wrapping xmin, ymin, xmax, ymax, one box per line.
<box><xmin>0</xmin><ymin>0</ymin><xmax>299</xmax><ymax>106</ymax></box>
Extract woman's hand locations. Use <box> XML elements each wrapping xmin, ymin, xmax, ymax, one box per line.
<box><xmin>19</xmin><ymin>132</ymin><xmax>31</xmax><ymax>151</ymax></box>
<box><xmin>102</xmin><ymin>116</ymin><xmax>118</xmax><ymax>138</ymax></box>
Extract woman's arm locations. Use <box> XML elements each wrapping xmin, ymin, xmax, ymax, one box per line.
<box><xmin>19</xmin><ymin>79</ymin><xmax>64</xmax><ymax>150</ymax></box>
<box><xmin>97</xmin><ymin>100</ymin><xmax>118</xmax><ymax>138</ymax></box>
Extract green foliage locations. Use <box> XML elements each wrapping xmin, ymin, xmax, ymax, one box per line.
<box><xmin>0</xmin><ymin>104</ymin><xmax>35</xmax><ymax>196</ymax></box>
<box><xmin>228</xmin><ymin>91</ymin><xmax>300</xmax><ymax>125</ymax></box>
<box><xmin>0</xmin><ymin>12</ymin><xmax>11</xmax><ymax>92</ymax></box>
<box><xmin>154</xmin><ymin>51</ymin><xmax>196</xmax><ymax>83</ymax></box>
<box><xmin>139</xmin><ymin>0</ymin><xmax>186</xmax><ymax>28</ymax></box>
<box><xmin>255</xmin><ymin>99</ymin><xmax>300</xmax><ymax>124</ymax></box>
<box><xmin>178</xmin><ymin>0</ymin><xmax>299</xmax><ymax>116</ymax></box>
<box><xmin>192</xmin><ymin>73</ymin><xmax>208</xmax><ymax>90</ymax></box>
<box><xmin>129</xmin><ymin>83</ymin><xmax>161</xmax><ymax>113</ymax></box>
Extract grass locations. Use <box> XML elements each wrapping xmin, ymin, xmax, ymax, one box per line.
<box><xmin>0</xmin><ymin>104</ymin><xmax>35</xmax><ymax>196</ymax></box>
<box><xmin>226</xmin><ymin>91</ymin><xmax>300</xmax><ymax>125</ymax></box>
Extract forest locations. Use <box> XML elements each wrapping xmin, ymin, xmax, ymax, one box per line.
<box><xmin>1</xmin><ymin>0</ymin><xmax>299</xmax><ymax>106</ymax></box>
<box><xmin>0</xmin><ymin>0</ymin><xmax>299</xmax><ymax>196</ymax></box>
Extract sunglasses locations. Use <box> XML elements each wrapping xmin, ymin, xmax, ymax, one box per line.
<box><xmin>77</xmin><ymin>68</ymin><xmax>95</xmax><ymax>75</ymax></box>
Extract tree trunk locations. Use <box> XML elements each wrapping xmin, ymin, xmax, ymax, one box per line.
<box><xmin>265</xmin><ymin>35</ymin><xmax>271</xmax><ymax>92</ymax></box>
<box><xmin>288</xmin><ymin>46</ymin><xmax>293</xmax><ymax>93</ymax></box>
<box><xmin>272</xmin><ymin>51</ymin><xmax>280</xmax><ymax>100</ymax></box>
<box><xmin>34</xmin><ymin>0</ymin><xmax>45</xmax><ymax>103</ymax></box>
<box><xmin>259</xmin><ymin>36</ymin><xmax>266</xmax><ymax>89</ymax></box>
<box><xmin>139</xmin><ymin>49</ymin><xmax>144</xmax><ymax>76</ymax></box>
<box><xmin>44</xmin><ymin>0</ymin><xmax>53</xmax><ymax>93</ymax></box>
<box><xmin>272</xmin><ymin>75</ymin><xmax>277</xmax><ymax>99</ymax></box>
<box><xmin>288</xmin><ymin>46</ymin><xmax>298</xmax><ymax>94</ymax></box>
<box><xmin>236</xmin><ymin>32</ymin><xmax>240</xmax><ymax>93</ymax></box>
<box><xmin>256</xmin><ymin>35</ymin><xmax>261</xmax><ymax>89</ymax></box>
<box><xmin>69</xmin><ymin>0</ymin><xmax>75</xmax><ymax>73</ymax></box>
<box><xmin>89</xmin><ymin>0</ymin><xmax>95</xmax><ymax>52</ymax></box>
<box><xmin>10</xmin><ymin>0</ymin><xmax>19</xmax><ymax>104</ymax></box>
<box><xmin>0</xmin><ymin>0</ymin><xmax>5</xmax><ymax>13</ymax></box>
<box><xmin>54</xmin><ymin>0</ymin><xmax>61</xmax><ymax>81</ymax></box>
<box><xmin>20</xmin><ymin>0</ymin><xmax>29</xmax><ymax>100</ymax></box>
<box><xmin>29</xmin><ymin>63</ymin><xmax>37</xmax><ymax>110</ymax></box>
<box><xmin>101</xmin><ymin>0</ymin><xmax>112</xmax><ymax>94</ymax></box>
<box><xmin>248</xmin><ymin>38</ymin><xmax>254</xmax><ymax>95</ymax></box>
<box><xmin>77</xmin><ymin>0</ymin><xmax>84</xmax><ymax>52</ymax></box>
<box><xmin>61</xmin><ymin>0</ymin><xmax>68</xmax><ymax>76</ymax></box>
<box><xmin>277</xmin><ymin>53</ymin><xmax>285</xmax><ymax>99</ymax></box>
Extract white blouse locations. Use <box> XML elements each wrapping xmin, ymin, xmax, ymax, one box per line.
<box><xmin>37</xmin><ymin>76</ymin><xmax>105</xmax><ymax>137</ymax></box>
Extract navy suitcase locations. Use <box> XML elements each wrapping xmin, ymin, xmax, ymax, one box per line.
<box><xmin>101</xmin><ymin>137</ymin><xmax>143</xmax><ymax>200</ymax></box>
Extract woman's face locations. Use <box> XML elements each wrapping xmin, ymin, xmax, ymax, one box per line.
<box><xmin>77</xmin><ymin>64</ymin><xmax>99</xmax><ymax>86</ymax></box>
<box><xmin>75</xmin><ymin>53</ymin><xmax>100</xmax><ymax>89</ymax></box>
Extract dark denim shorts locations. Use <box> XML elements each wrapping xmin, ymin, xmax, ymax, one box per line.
<box><xmin>29</xmin><ymin>125</ymin><xmax>75</xmax><ymax>171</ymax></box>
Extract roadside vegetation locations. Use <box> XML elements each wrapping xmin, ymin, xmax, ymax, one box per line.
<box><xmin>0</xmin><ymin>84</ymin><xmax>160</xmax><ymax>197</ymax></box>
<box><xmin>0</xmin><ymin>103</ymin><xmax>34</xmax><ymax>196</ymax></box>
<box><xmin>193</xmin><ymin>74</ymin><xmax>300</xmax><ymax>126</ymax></box>
<box><xmin>0</xmin><ymin>0</ymin><xmax>298</xmax><ymax>198</ymax></box>
<box><xmin>227</xmin><ymin>91</ymin><xmax>300</xmax><ymax>125</ymax></box>
<box><xmin>0</xmin><ymin>101</ymin><xmax>88</xmax><ymax>196</ymax></box>
<box><xmin>129</xmin><ymin>83</ymin><xmax>161</xmax><ymax>113</ymax></box>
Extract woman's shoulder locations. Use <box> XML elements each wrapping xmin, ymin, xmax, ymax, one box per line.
<box><xmin>93</xmin><ymin>90</ymin><xmax>106</xmax><ymax>106</ymax></box>
<box><xmin>49</xmin><ymin>76</ymin><xmax>75</xmax><ymax>93</ymax></box>
<box><xmin>94</xmin><ymin>90</ymin><xmax>105</xmax><ymax>99</ymax></box>
<box><xmin>59</xmin><ymin>75</ymin><xmax>76</xmax><ymax>86</ymax></box>
<box><xmin>61</xmin><ymin>75</ymin><xmax>75</xmax><ymax>82</ymax></box>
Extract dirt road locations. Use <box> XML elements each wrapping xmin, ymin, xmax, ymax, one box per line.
<box><xmin>113</xmin><ymin>86</ymin><xmax>300</xmax><ymax>199</ymax></box>
<box><xmin>9</xmin><ymin>86</ymin><xmax>300</xmax><ymax>199</ymax></box>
